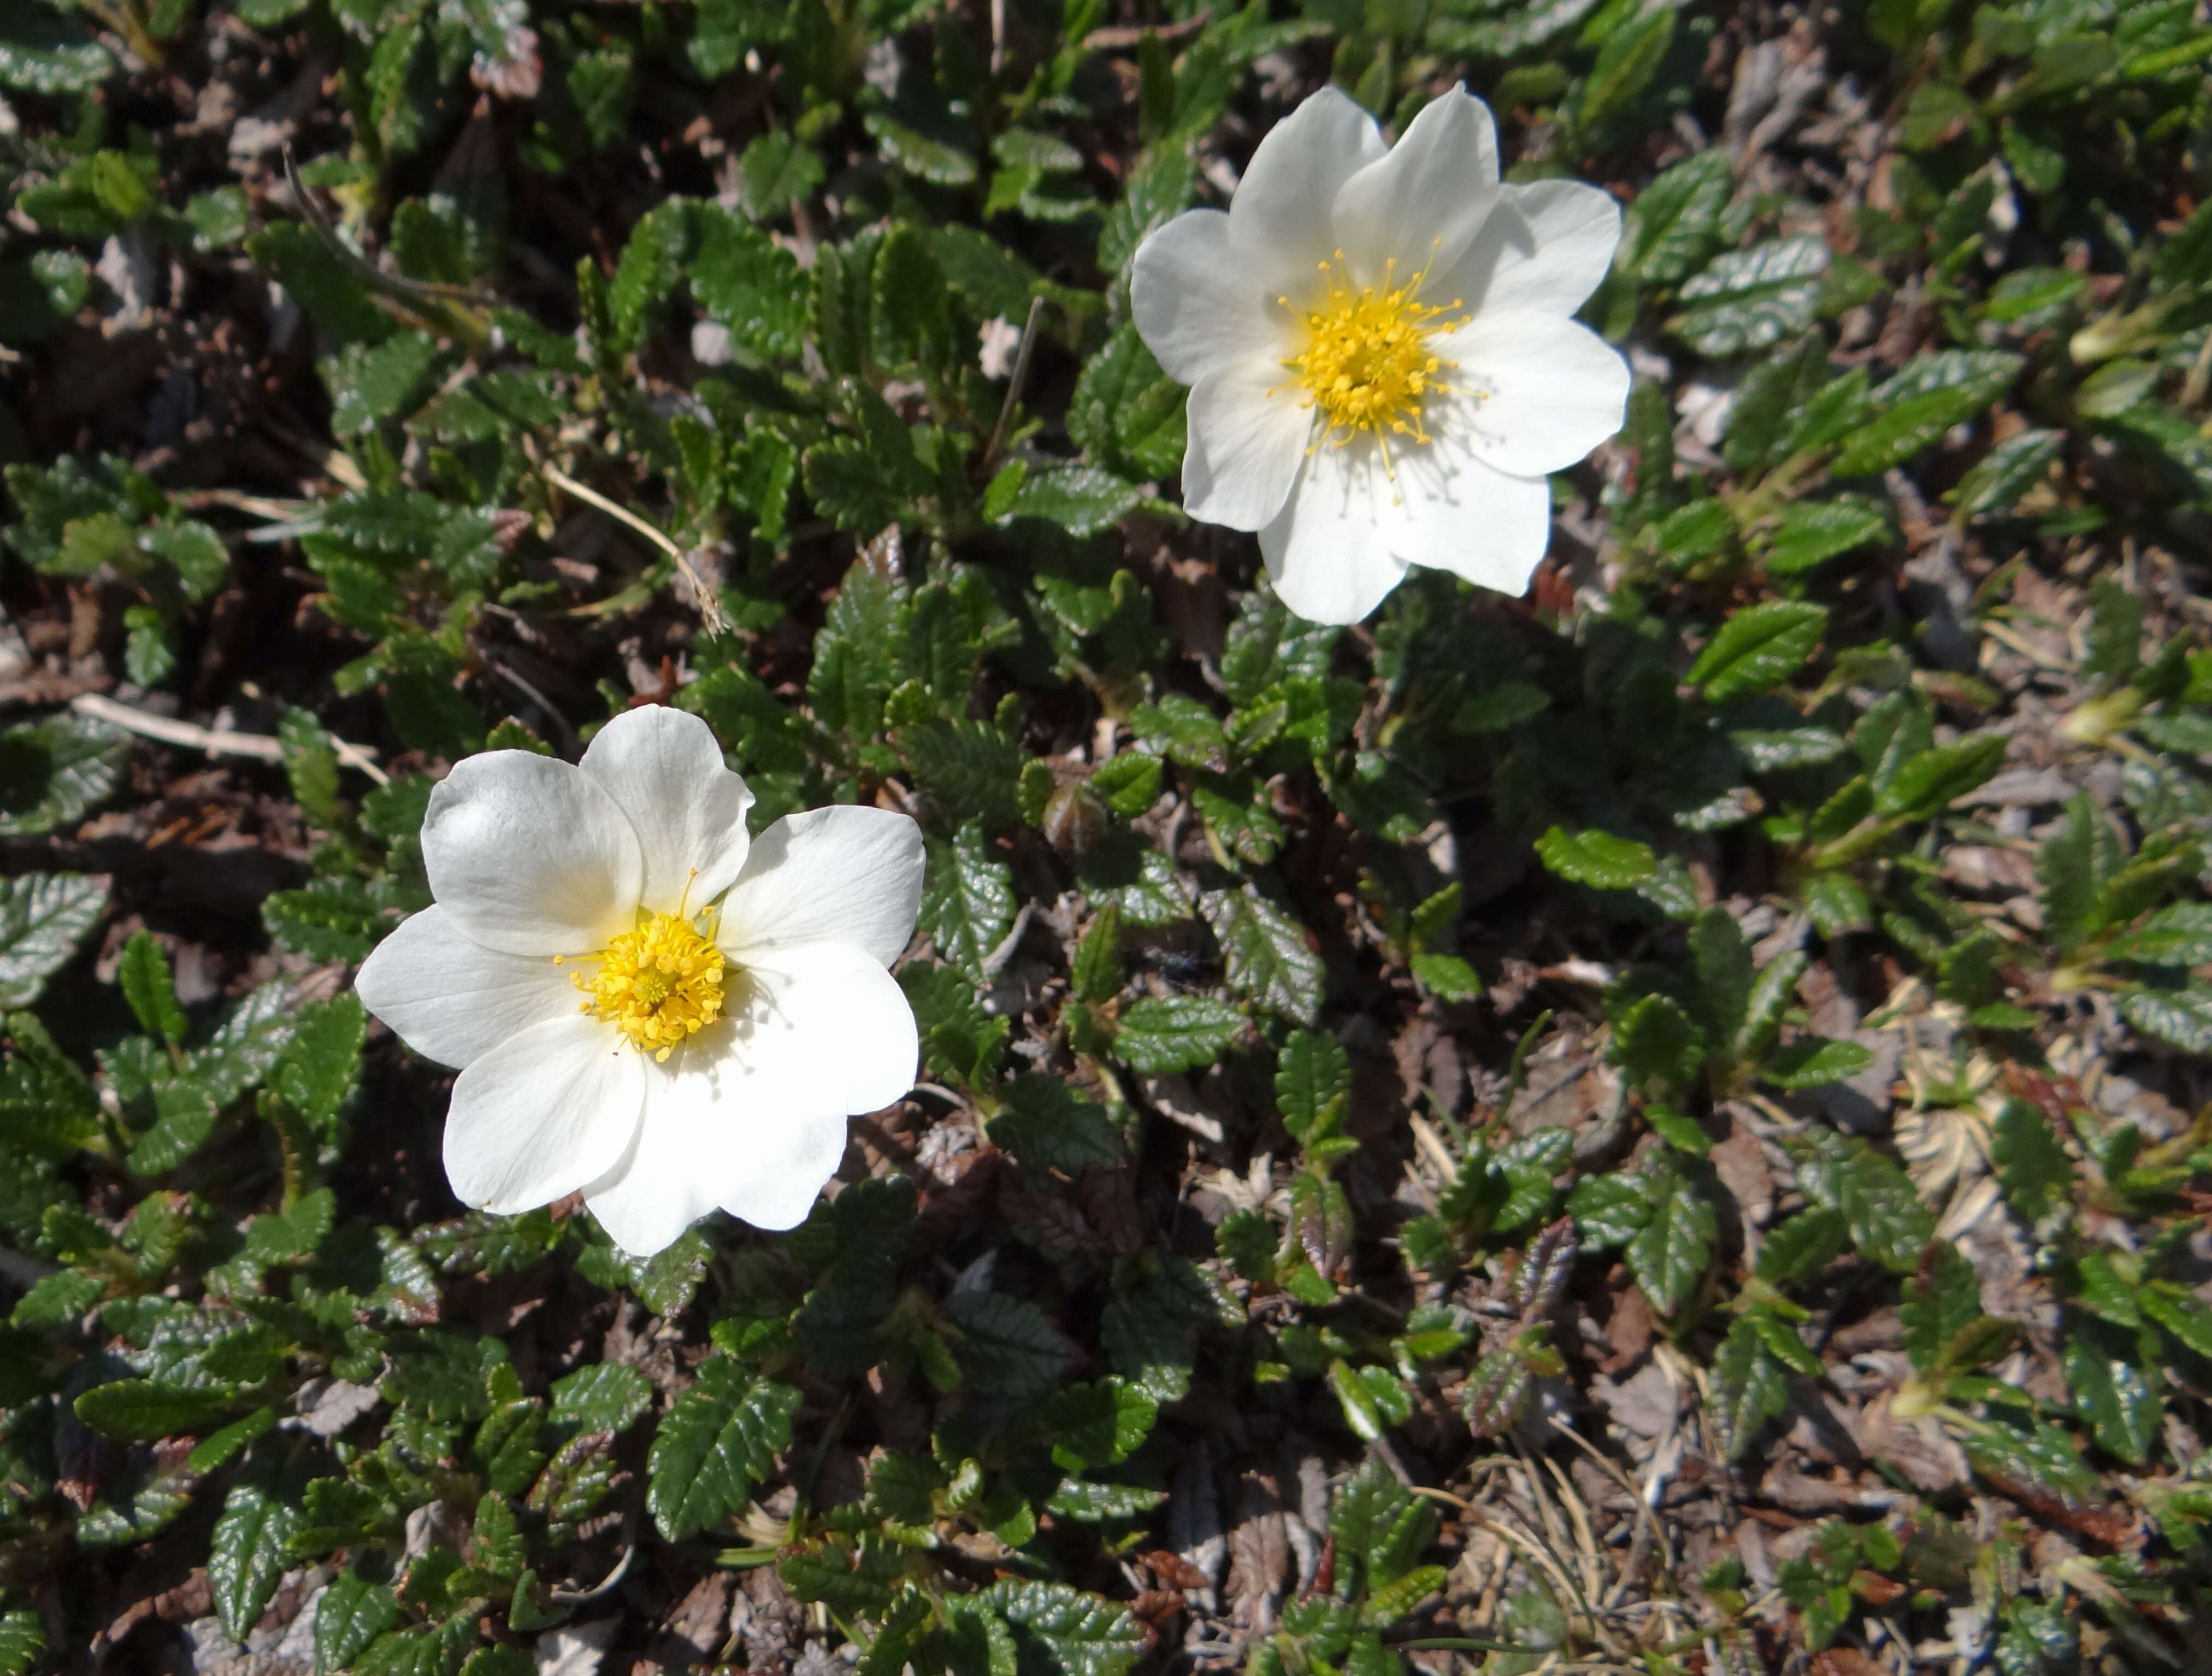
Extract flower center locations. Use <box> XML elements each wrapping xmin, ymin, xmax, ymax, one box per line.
<box><xmin>1278</xmin><ymin>249</ymin><xmax>1461</xmax><ymax>449</ymax></box>
<box><xmin>569</xmin><ymin>910</ymin><xmax>724</xmax><ymax>1060</ymax></box>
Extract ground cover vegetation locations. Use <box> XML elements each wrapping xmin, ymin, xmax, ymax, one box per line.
<box><xmin>4</xmin><ymin>0</ymin><xmax>2212</xmax><ymax>1669</ymax></box>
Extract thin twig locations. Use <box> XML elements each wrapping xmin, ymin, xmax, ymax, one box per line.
<box><xmin>548</xmin><ymin>1542</ymin><xmax>634</xmax><ymax>1604</ymax></box>
<box><xmin>72</xmin><ymin>692</ymin><xmax>389</xmax><ymax>785</ymax></box>
<box><xmin>981</xmin><ymin>901</ymin><xmax>1037</xmax><ymax>979</ymax></box>
<box><xmin>981</xmin><ymin>295</ymin><xmax>1048</xmax><ymax>474</ymax></box>
<box><xmin>541</xmin><ymin>464</ymin><xmax>731</xmax><ymax>638</ymax></box>
<box><xmin>282</xmin><ymin>149</ymin><xmax>500</xmax><ymax>310</ymax></box>
<box><xmin>483</xmin><ymin>660</ymin><xmax>580</xmax><ymax>755</ymax></box>
<box><xmin>1081</xmin><ymin>7</ymin><xmax>1212</xmax><ymax>49</ymax></box>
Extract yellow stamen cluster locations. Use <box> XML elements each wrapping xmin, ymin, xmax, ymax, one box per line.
<box><xmin>1278</xmin><ymin>248</ymin><xmax>1461</xmax><ymax>450</ymax></box>
<box><xmin>569</xmin><ymin>910</ymin><xmax>724</xmax><ymax>1060</ymax></box>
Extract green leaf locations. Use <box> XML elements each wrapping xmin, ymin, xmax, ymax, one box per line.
<box><xmin>1688</xmin><ymin>907</ymin><xmax>1754</xmax><ymax>1048</ymax></box>
<box><xmin>1331</xmin><ymin>1454</ymin><xmax>1435</xmax><ymax>1590</ymax></box>
<box><xmin>0</xmin><ymin>1609</ymin><xmax>44</xmax><ymax>1676</ymax></box>
<box><xmin>1067</xmin><ymin>325</ymin><xmax>1188</xmax><ymax>482</ymax></box>
<box><xmin>1068</xmin><ymin>902</ymin><xmax>1123</xmax><ymax>1006</ymax></box>
<box><xmin>1708</xmin><ymin>1316</ymin><xmax>1790</xmax><ymax>1460</ymax></box>
<box><xmin>1949</xmin><ymin>427</ymin><xmax>2064</xmax><ymax>519</ymax></box>
<box><xmin>1200</xmin><ymin>886</ymin><xmax>1323</xmax><ymax>1025</ymax></box>
<box><xmin>2063</xmin><ymin>1332</ymin><xmax>2158</xmax><ymax>1465</ymax></box>
<box><xmin>1574</xmin><ymin>1</ymin><xmax>1675</xmax><ymax>132</ymax></box>
<box><xmin>691</xmin><ymin>205</ymin><xmax>808</xmax><ymax>358</ymax></box>
<box><xmin>899</xmin><ymin>720</ymin><xmax>1023</xmax><ymax>831</ymax></box>
<box><xmin>1625</xmin><ymin>1164</ymin><xmax>1716</xmax><ymax>1316</ymax></box>
<box><xmin>263</xmin><ymin>875</ymin><xmax>396</xmax><ymax>965</ymax></box>
<box><xmin>1959</xmin><ymin>1421</ymin><xmax>2104</xmax><ymax>1519</ymax></box>
<box><xmin>1802</xmin><ymin>872</ymin><xmax>1872</xmax><ymax>937</ymax></box>
<box><xmin>2142</xmin><ymin>1281</ymin><xmax>2212</xmax><ymax>1360</ymax></box>
<box><xmin>1130</xmin><ymin>693</ymin><xmax>1226</xmax><ymax>770</ymax></box>
<box><xmin>1276</xmin><ymin>1028</ymin><xmax>1350</xmax><ymax>1145</ymax></box>
<box><xmin>75</xmin><ymin>1378</ymin><xmax>239</xmax><ymax>1441</ymax></box>
<box><xmin>1568</xmin><ymin>1173</ymin><xmax>1653</xmax><ymax>1248</ymax></box>
<box><xmin>2066</xmin><ymin>1255</ymin><xmax>2139</xmax><ymax>1334</ymax></box>
<box><xmin>323</xmin><ymin>332</ymin><xmax>443</xmax><ymax>434</ymax></box>
<box><xmin>1832</xmin><ymin>350</ymin><xmax>2024</xmax><ymax>477</ymax></box>
<box><xmin>316</xmin><ymin>1572</ymin><xmax>400</xmax><ymax>1674</ymax></box>
<box><xmin>2108</xmin><ymin>903</ymin><xmax>2212</xmax><ymax>968</ymax></box>
<box><xmin>1115</xmin><ymin>995</ymin><xmax>1246</xmax><ymax>1074</ymax></box>
<box><xmin>1761</xmin><ymin>1037</ymin><xmax>1874</xmax><ymax>1089</ymax></box>
<box><xmin>1624</xmin><ymin>149</ymin><xmax>1731</xmax><ymax>284</ymax></box>
<box><xmin>0</xmin><ymin>711</ymin><xmax>130</xmax><ymax>838</ymax></box>
<box><xmin>2120</xmin><ymin>985</ymin><xmax>2212</xmax><ymax>1053</ymax></box>
<box><xmin>734</xmin><ymin>128</ymin><xmax>825</xmax><ymax>220</ymax></box>
<box><xmin>115</xmin><ymin>928</ymin><xmax>187</xmax><ymax>1045</ymax></box>
<box><xmin>1045</xmin><ymin>1379</ymin><xmax>1158</xmax><ymax>1471</ymax></box>
<box><xmin>607</xmin><ymin>200</ymin><xmax>695</xmax><ymax>355</ymax></box>
<box><xmin>1801</xmin><ymin>1138</ymin><xmax>1933</xmax><ymax>1273</ymax></box>
<box><xmin>274</xmin><ymin>994</ymin><xmax>367</xmax><ymax>1132</ymax></box>
<box><xmin>187</xmin><ymin>980</ymin><xmax>298</xmax><ymax>1107</ymax></box>
<box><xmin>1611</xmin><ymin>992</ymin><xmax>1704</xmax><ymax>1089</ymax></box>
<box><xmin>245</xmin><ymin>1189</ymin><xmax>335</xmax><ymax>1266</ymax></box>
<box><xmin>2037</xmin><ymin>793</ymin><xmax>2106</xmax><ymax>954</ymax></box>
<box><xmin>1687</xmin><ymin>602</ymin><xmax>1829</xmax><ymax>701</ymax></box>
<box><xmin>946</xmin><ymin>1290</ymin><xmax>1073</xmax><ymax>1399</ymax></box>
<box><xmin>921</xmin><ymin>824</ymin><xmax>1015</xmax><ymax>983</ymax></box>
<box><xmin>211</xmin><ymin>1481</ymin><xmax>302</xmax><ymax>1642</ymax></box>
<box><xmin>1754</xmin><ymin>1207</ymin><xmax>1848</xmax><ymax>1285</ymax></box>
<box><xmin>1765</xmin><ymin>496</ymin><xmax>1891</xmax><ymax>574</ymax></box>
<box><xmin>1089</xmin><ymin>752</ymin><xmax>1163</xmax><ymax>818</ymax></box>
<box><xmin>863</xmin><ymin>99</ymin><xmax>979</xmax><ymax>187</ymax></box>
<box><xmin>1670</xmin><ymin>237</ymin><xmax>1828</xmax><ymax>356</ymax></box>
<box><xmin>1992</xmin><ymin>1099</ymin><xmax>2073</xmax><ymax>1225</ymax></box>
<box><xmin>0</xmin><ymin>6</ymin><xmax>113</xmax><ymax>92</ymax></box>
<box><xmin>1003</xmin><ymin>463</ymin><xmax>1145</xmax><ymax>536</ymax></box>
<box><xmin>1874</xmin><ymin>734</ymin><xmax>2007</xmax><ymax>819</ymax></box>
<box><xmin>976</xmin><ymin>1579</ymin><xmax>1147</xmax><ymax>1676</ymax></box>
<box><xmin>992</xmin><ymin>1075</ymin><xmax>1125</xmax><ymax>1174</ymax></box>
<box><xmin>1099</xmin><ymin>146</ymin><xmax>1195</xmax><ymax>277</ymax></box>
<box><xmin>1328</xmin><ymin>1359</ymin><xmax>1415</xmax><ymax>1442</ymax></box>
<box><xmin>1535</xmin><ymin>825</ymin><xmax>1656</xmax><ymax>888</ymax></box>
<box><xmin>551</xmin><ymin>1362</ymin><xmax>652</xmax><ymax>1438</ymax></box>
<box><xmin>127</xmin><ymin>1076</ymin><xmax>222</xmax><ymax>1175</ymax></box>
<box><xmin>645</xmin><ymin>1359</ymin><xmax>800</xmax><ymax>1540</ymax></box>
<box><xmin>1902</xmin><ymin>1243</ymin><xmax>1982</xmax><ymax>1374</ymax></box>
<box><xmin>0</xmin><ymin>871</ymin><xmax>108</xmax><ymax>1007</ymax></box>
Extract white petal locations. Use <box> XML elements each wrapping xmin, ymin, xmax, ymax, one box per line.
<box><xmin>422</xmin><ymin>751</ymin><xmax>643</xmax><ymax>958</ymax></box>
<box><xmin>584</xmin><ymin>1081</ymin><xmax>847</xmax><ymax>1255</ymax></box>
<box><xmin>579</xmin><ymin>945</ymin><xmax>917</xmax><ymax>1252</ymax></box>
<box><xmin>735</xmin><ymin>943</ymin><xmax>921</xmax><ymax>1117</ymax></box>
<box><xmin>1183</xmin><ymin>358</ymin><xmax>1313</xmax><ymax>532</ymax></box>
<box><xmin>1435</xmin><ymin>310</ymin><xmax>1630</xmax><ymax>477</ymax></box>
<box><xmin>1229</xmin><ymin>86</ymin><xmax>1388</xmax><ymax>301</ymax></box>
<box><xmin>717</xmin><ymin>1109</ymin><xmax>852</xmax><ymax>1231</ymax></box>
<box><xmin>719</xmin><ymin>806</ymin><xmax>924</xmax><ymax>969</ymax></box>
<box><xmin>579</xmin><ymin>705</ymin><xmax>755</xmax><ymax>918</ymax></box>
<box><xmin>1130</xmin><ymin>210</ymin><xmax>1283</xmax><ymax>385</ymax></box>
<box><xmin>1382</xmin><ymin>443</ymin><xmax>1553</xmax><ymax>597</ymax></box>
<box><xmin>355</xmin><ymin>906</ymin><xmax>577</xmax><ymax>1070</ymax></box>
<box><xmin>1257</xmin><ymin>440</ymin><xmax>1410</xmax><ymax>625</ymax></box>
<box><xmin>1446</xmin><ymin>181</ymin><xmax>1622</xmax><ymax>317</ymax></box>
<box><xmin>443</xmin><ymin>1012</ymin><xmax>644</xmax><ymax>1214</ymax></box>
<box><xmin>1331</xmin><ymin>88</ymin><xmax>1501</xmax><ymax>289</ymax></box>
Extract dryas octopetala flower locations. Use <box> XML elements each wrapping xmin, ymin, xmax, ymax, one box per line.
<box><xmin>354</xmin><ymin>705</ymin><xmax>924</xmax><ymax>1256</ymax></box>
<box><xmin>1130</xmin><ymin>85</ymin><xmax>1631</xmax><ymax>625</ymax></box>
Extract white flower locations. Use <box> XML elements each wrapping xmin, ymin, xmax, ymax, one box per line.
<box><xmin>355</xmin><ymin>705</ymin><xmax>924</xmax><ymax>1256</ymax></box>
<box><xmin>1130</xmin><ymin>85</ymin><xmax>1631</xmax><ymax>625</ymax></box>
